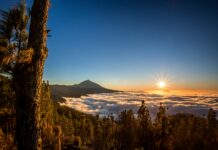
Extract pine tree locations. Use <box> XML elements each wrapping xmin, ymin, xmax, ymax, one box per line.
<box><xmin>0</xmin><ymin>0</ymin><xmax>29</xmax><ymax>74</ymax></box>
<box><xmin>137</xmin><ymin>100</ymin><xmax>154</xmax><ymax>149</ymax></box>
<box><xmin>118</xmin><ymin>110</ymin><xmax>137</xmax><ymax>150</ymax></box>
<box><xmin>206</xmin><ymin>108</ymin><xmax>217</xmax><ymax>149</ymax></box>
<box><xmin>154</xmin><ymin>103</ymin><xmax>170</xmax><ymax>150</ymax></box>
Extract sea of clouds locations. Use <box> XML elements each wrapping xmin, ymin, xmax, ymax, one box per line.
<box><xmin>60</xmin><ymin>92</ymin><xmax>218</xmax><ymax>118</ymax></box>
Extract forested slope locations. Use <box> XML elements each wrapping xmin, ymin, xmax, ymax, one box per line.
<box><xmin>0</xmin><ymin>77</ymin><xmax>218</xmax><ymax>150</ymax></box>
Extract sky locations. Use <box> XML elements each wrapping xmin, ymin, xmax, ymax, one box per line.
<box><xmin>0</xmin><ymin>0</ymin><xmax>218</xmax><ymax>91</ymax></box>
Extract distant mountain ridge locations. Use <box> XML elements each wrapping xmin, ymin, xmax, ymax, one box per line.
<box><xmin>50</xmin><ymin>80</ymin><xmax>117</xmax><ymax>100</ymax></box>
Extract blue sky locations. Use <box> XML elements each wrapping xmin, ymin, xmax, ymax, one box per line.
<box><xmin>1</xmin><ymin>0</ymin><xmax>218</xmax><ymax>90</ymax></box>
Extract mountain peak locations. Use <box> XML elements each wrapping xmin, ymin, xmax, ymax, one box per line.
<box><xmin>81</xmin><ymin>80</ymin><xmax>93</xmax><ymax>84</ymax></box>
<box><xmin>50</xmin><ymin>80</ymin><xmax>117</xmax><ymax>98</ymax></box>
<box><xmin>75</xmin><ymin>80</ymin><xmax>103</xmax><ymax>89</ymax></box>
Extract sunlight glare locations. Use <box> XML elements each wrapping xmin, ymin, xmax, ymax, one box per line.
<box><xmin>158</xmin><ymin>81</ymin><xmax>166</xmax><ymax>88</ymax></box>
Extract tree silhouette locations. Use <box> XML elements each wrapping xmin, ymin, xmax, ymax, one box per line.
<box><xmin>207</xmin><ymin>108</ymin><xmax>217</xmax><ymax>149</ymax></box>
<box><xmin>154</xmin><ymin>103</ymin><xmax>170</xmax><ymax>150</ymax></box>
<box><xmin>137</xmin><ymin>100</ymin><xmax>154</xmax><ymax>149</ymax></box>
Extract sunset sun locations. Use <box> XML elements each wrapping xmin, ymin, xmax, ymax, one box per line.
<box><xmin>158</xmin><ymin>81</ymin><xmax>166</xmax><ymax>88</ymax></box>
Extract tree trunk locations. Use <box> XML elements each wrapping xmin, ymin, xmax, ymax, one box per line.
<box><xmin>14</xmin><ymin>0</ymin><xmax>50</xmax><ymax>149</ymax></box>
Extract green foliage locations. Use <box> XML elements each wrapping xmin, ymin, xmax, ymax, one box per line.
<box><xmin>0</xmin><ymin>76</ymin><xmax>15</xmax><ymax>110</ymax></box>
<box><xmin>0</xmin><ymin>76</ymin><xmax>16</xmax><ymax>149</ymax></box>
<box><xmin>0</xmin><ymin>1</ymin><xmax>29</xmax><ymax>74</ymax></box>
<box><xmin>41</xmin><ymin>80</ymin><xmax>53</xmax><ymax>126</ymax></box>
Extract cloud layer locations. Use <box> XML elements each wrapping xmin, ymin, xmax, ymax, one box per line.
<box><xmin>60</xmin><ymin>92</ymin><xmax>218</xmax><ymax>118</ymax></box>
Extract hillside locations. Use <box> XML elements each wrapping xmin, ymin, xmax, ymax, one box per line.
<box><xmin>50</xmin><ymin>80</ymin><xmax>117</xmax><ymax>100</ymax></box>
<box><xmin>0</xmin><ymin>77</ymin><xmax>218</xmax><ymax>149</ymax></box>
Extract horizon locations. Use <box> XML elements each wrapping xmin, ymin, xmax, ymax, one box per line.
<box><xmin>50</xmin><ymin>79</ymin><xmax>218</xmax><ymax>96</ymax></box>
<box><xmin>1</xmin><ymin>0</ymin><xmax>218</xmax><ymax>92</ymax></box>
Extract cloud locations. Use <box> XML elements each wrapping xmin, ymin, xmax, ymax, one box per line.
<box><xmin>60</xmin><ymin>92</ymin><xmax>218</xmax><ymax>118</ymax></box>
